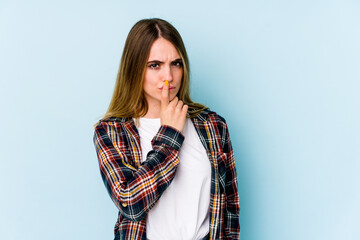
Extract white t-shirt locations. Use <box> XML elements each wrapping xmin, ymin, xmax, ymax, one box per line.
<box><xmin>135</xmin><ymin>117</ymin><xmax>211</xmax><ymax>240</ymax></box>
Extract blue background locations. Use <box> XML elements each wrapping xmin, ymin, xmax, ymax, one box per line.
<box><xmin>1</xmin><ymin>0</ymin><xmax>359</xmax><ymax>239</ymax></box>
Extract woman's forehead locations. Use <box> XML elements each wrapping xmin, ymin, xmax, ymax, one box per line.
<box><xmin>147</xmin><ymin>38</ymin><xmax>181</xmax><ymax>61</ymax></box>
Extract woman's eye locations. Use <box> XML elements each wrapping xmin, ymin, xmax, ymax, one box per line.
<box><xmin>149</xmin><ymin>63</ymin><xmax>159</xmax><ymax>69</ymax></box>
<box><xmin>173</xmin><ymin>61</ymin><xmax>183</xmax><ymax>67</ymax></box>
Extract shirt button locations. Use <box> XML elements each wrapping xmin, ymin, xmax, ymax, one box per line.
<box><xmin>122</xmin><ymin>202</ymin><xmax>128</xmax><ymax>207</ymax></box>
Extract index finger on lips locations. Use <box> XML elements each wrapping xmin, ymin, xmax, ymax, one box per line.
<box><xmin>161</xmin><ymin>81</ymin><xmax>170</xmax><ymax>109</ymax></box>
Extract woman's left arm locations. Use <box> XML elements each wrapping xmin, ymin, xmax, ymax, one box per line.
<box><xmin>223</xmin><ymin>120</ymin><xmax>241</xmax><ymax>239</ymax></box>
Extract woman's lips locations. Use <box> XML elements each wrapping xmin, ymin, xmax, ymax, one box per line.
<box><xmin>159</xmin><ymin>86</ymin><xmax>175</xmax><ymax>90</ymax></box>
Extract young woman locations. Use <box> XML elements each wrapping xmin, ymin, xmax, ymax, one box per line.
<box><xmin>93</xmin><ymin>18</ymin><xmax>240</xmax><ymax>240</ymax></box>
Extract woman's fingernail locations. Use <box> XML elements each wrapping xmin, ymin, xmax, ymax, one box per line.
<box><xmin>165</xmin><ymin>81</ymin><xmax>168</xmax><ymax>86</ymax></box>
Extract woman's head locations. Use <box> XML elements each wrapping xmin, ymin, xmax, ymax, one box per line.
<box><xmin>143</xmin><ymin>37</ymin><xmax>184</xmax><ymax>111</ymax></box>
<box><xmin>104</xmin><ymin>18</ymin><xmax>207</xmax><ymax>119</ymax></box>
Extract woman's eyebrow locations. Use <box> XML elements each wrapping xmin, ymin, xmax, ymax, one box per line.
<box><xmin>147</xmin><ymin>58</ymin><xmax>182</xmax><ymax>64</ymax></box>
<box><xmin>147</xmin><ymin>60</ymin><xmax>163</xmax><ymax>64</ymax></box>
<box><xmin>172</xmin><ymin>58</ymin><xmax>182</xmax><ymax>62</ymax></box>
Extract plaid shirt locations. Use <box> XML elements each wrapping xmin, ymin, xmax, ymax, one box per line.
<box><xmin>93</xmin><ymin>109</ymin><xmax>240</xmax><ymax>239</ymax></box>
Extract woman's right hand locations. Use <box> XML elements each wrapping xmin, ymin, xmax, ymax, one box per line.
<box><xmin>160</xmin><ymin>81</ymin><xmax>188</xmax><ymax>132</ymax></box>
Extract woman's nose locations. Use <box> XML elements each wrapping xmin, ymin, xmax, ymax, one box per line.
<box><xmin>162</xmin><ymin>66</ymin><xmax>173</xmax><ymax>82</ymax></box>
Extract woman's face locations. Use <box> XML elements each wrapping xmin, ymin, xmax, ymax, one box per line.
<box><xmin>143</xmin><ymin>37</ymin><xmax>183</xmax><ymax>108</ymax></box>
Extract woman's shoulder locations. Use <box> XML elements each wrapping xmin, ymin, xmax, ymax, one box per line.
<box><xmin>97</xmin><ymin>116</ymin><xmax>130</xmax><ymax>124</ymax></box>
<box><xmin>93</xmin><ymin>116</ymin><xmax>131</xmax><ymax>132</ymax></box>
<box><xmin>193</xmin><ymin>108</ymin><xmax>228</xmax><ymax>127</ymax></box>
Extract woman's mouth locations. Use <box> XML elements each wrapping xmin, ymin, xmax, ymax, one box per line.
<box><xmin>159</xmin><ymin>86</ymin><xmax>175</xmax><ymax>90</ymax></box>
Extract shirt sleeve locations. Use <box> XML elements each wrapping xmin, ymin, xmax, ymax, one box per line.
<box><xmin>93</xmin><ymin>121</ymin><xmax>184</xmax><ymax>222</ymax></box>
<box><xmin>223</xmin><ymin>121</ymin><xmax>241</xmax><ymax>239</ymax></box>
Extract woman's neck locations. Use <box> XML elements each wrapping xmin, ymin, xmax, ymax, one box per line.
<box><xmin>143</xmin><ymin>104</ymin><xmax>161</xmax><ymax>119</ymax></box>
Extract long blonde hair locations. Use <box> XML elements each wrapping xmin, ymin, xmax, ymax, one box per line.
<box><xmin>100</xmin><ymin>18</ymin><xmax>208</xmax><ymax>122</ymax></box>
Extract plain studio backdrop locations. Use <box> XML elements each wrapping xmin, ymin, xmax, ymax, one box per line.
<box><xmin>0</xmin><ymin>0</ymin><xmax>359</xmax><ymax>239</ymax></box>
